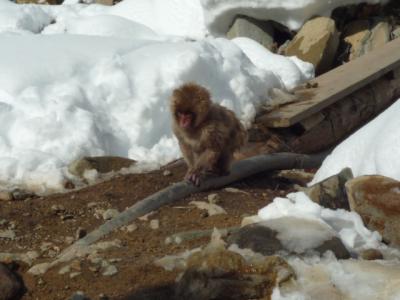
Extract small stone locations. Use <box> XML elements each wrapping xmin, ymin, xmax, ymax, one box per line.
<box><xmin>70</xmin><ymin>291</ymin><xmax>90</xmax><ymax>300</ymax></box>
<box><xmin>0</xmin><ymin>230</ymin><xmax>16</xmax><ymax>240</ymax></box>
<box><xmin>0</xmin><ymin>191</ymin><xmax>13</xmax><ymax>201</ymax></box>
<box><xmin>102</xmin><ymin>264</ymin><xmax>118</xmax><ymax>276</ymax></box>
<box><xmin>51</xmin><ymin>204</ymin><xmax>66</xmax><ymax>214</ymax></box>
<box><xmin>207</xmin><ymin>193</ymin><xmax>220</xmax><ymax>204</ymax></box>
<box><xmin>98</xmin><ymin>294</ymin><xmax>109</xmax><ymax>300</ymax></box>
<box><xmin>87</xmin><ymin>202</ymin><xmax>99</xmax><ymax>208</ymax></box>
<box><xmin>75</xmin><ymin>227</ymin><xmax>87</xmax><ymax>240</ymax></box>
<box><xmin>102</xmin><ymin>209</ymin><xmax>119</xmax><ymax>221</ymax></box>
<box><xmin>163</xmin><ymin>170</ymin><xmax>172</xmax><ymax>176</ymax></box>
<box><xmin>37</xmin><ymin>278</ymin><xmax>45</xmax><ymax>286</ymax></box>
<box><xmin>59</xmin><ymin>265</ymin><xmax>71</xmax><ymax>275</ymax></box>
<box><xmin>125</xmin><ymin>223</ymin><xmax>138</xmax><ymax>232</ymax></box>
<box><xmin>360</xmin><ymin>249</ymin><xmax>384</xmax><ymax>260</ymax></box>
<box><xmin>61</xmin><ymin>214</ymin><xmax>74</xmax><ymax>221</ymax></box>
<box><xmin>11</xmin><ymin>189</ymin><xmax>35</xmax><ymax>201</ymax></box>
<box><xmin>65</xmin><ymin>236</ymin><xmax>74</xmax><ymax>245</ymax></box>
<box><xmin>224</xmin><ymin>187</ymin><xmax>248</xmax><ymax>194</ymax></box>
<box><xmin>70</xmin><ymin>272</ymin><xmax>81</xmax><ymax>279</ymax></box>
<box><xmin>149</xmin><ymin>219</ymin><xmax>159</xmax><ymax>230</ymax></box>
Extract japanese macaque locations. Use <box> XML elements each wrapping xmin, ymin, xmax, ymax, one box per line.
<box><xmin>170</xmin><ymin>83</ymin><xmax>247</xmax><ymax>186</ymax></box>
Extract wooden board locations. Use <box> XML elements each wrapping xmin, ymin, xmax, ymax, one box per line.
<box><xmin>260</xmin><ymin>37</ymin><xmax>400</xmax><ymax>128</ymax></box>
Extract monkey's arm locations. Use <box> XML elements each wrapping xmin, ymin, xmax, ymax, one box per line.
<box><xmin>179</xmin><ymin>141</ymin><xmax>194</xmax><ymax>169</ymax></box>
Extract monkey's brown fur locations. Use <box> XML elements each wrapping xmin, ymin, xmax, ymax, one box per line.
<box><xmin>171</xmin><ymin>82</ymin><xmax>247</xmax><ymax>185</ymax></box>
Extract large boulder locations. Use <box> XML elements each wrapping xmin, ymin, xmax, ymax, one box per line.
<box><xmin>345</xmin><ymin>175</ymin><xmax>400</xmax><ymax>247</ymax></box>
<box><xmin>227</xmin><ymin>16</ymin><xmax>275</xmax><ymax>50</ymax></box>
<box><xmin>343</xmin><ymin>21</ymin><xmax>391</xmax><ymax>61</ymax></box>
<box><xmin>284</xmin><ymin>17</ymin><xmax>339</xmax><ymax>74</ymax></box>
<box><xmin>176</xmin><ymin>247</ymin><xmax>294</xmax><ymax>300</ymax></box>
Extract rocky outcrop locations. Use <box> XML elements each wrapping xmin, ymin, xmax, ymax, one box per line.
<box><xmin>227</xmin><ymin>16</ymin><xmax>275</xmax><ymax>50</ymax></box>
<box><xmin>284</xmin><ymin>17</ymin><xmax>339</xmax><ymax>74</ymax></box>
<box><xmin>345</xmin><ymin>175</ymin><xmax>400</xmax><ymax>247</ymax></box>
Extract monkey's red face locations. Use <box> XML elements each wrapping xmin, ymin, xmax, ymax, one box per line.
<box><xmin>177</xmin><ymin>112</ymin><xmax>194</xmax><ymax>129</ymax></box>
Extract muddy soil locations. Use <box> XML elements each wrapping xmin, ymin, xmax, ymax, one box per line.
<box><xmin>0</xmin><ymin>163</ymin><xmax>294</xmax><ymax>300</ymax></box>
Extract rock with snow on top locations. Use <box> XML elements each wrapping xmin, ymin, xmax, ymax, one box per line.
<box><xmin>346</xmin><ymin>175</ymin><xmax>400</xmax><ymax>248</ymax></box>
<box><xmin>285</xmin><ymin>17</ymin><xmax>339</xmax><ymax>74</ymax></box>
<box><xmin>228</xmin><ymin>219</ymin><xmax>350</xmax><ymax>258</ymax></box>
<box><xmin>227</xmin><ymin>16</ymin><xmax>275</xmax><ymax>51</ymax></box>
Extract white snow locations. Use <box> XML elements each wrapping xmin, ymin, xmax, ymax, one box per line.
<box><xmin>0</xmin><ymin>0</ymin><xmax>341</xmax><ymax>192</ymax></box>
<box><xmin>256</xmin><ymin>192</ymin><xmax>400</xmax><ymax>299</ymax></box>
<box><xmin>312</xmin><ymin>100</ymin><xmax>400</xmax><ymax>184</ymax></box>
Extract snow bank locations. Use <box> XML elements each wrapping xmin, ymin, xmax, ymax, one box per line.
<box><xmin>0</xmin><ymin>31</ymin><xmax>312</xmax><ymax>192</ymax></box>
<box><xmin>202</xmin><ymin>0</ymin><xmax>389</xmax><ymax>35</ymax></box>
<box><xmin>312</xmin><ymin>100</ymin><xmax>400</xmax><ymax>184</ymax></box>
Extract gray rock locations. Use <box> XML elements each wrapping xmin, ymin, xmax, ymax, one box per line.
<box><xmin>228</xmin><ymin>220</ymin><xmax>350</xmax><ymax>259</ymax></box>
<box><xmin>70</xmin><ymin>291</ymin><xmax>91</xmax><ymax>300</ymax></box>
<box><xmin>102</xmin><ymin>209</ymin><xmax>119</xmax><ymax>220</ymax></box>
<box><xmin>227</xmin><ymin>16</ymin><xmax>275</xmax><ymax>50</ymax></box>
<box><xmin>285</xmin><ymin>17</ymin><xmax>339</xmax><ymax>74</ymax></box>
<box><xmin>68</xmin><ymin>156</ymin><xmax>136</xmax><ymax>178</ymax></box>
<box><xmin>0</xmin><ymin>263</ymin><xmax>24</xmax><ymax>300</ymax></box>
<box><xmin>300</xmin><ymin>168</ymin><xmax>353</xmax><ymax>210</ymax></box>
<box><xmin>346</xmin><ymin>175</ymin><xmax>400</xmax><ymax>247</ymax></box>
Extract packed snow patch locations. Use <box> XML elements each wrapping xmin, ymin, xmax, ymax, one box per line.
<box><xmin>312</xmin><ymin>100</ymin><xmax>400</xmax><ymax>184</ymax></box>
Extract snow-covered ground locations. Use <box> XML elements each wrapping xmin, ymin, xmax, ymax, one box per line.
<box><xmin>256</xmin><ymin>192</ymin><xmax>400</xmax><ymax>300</ymax></box>
<box><xmin>312</xmin><ymin>100</ymin><xmax>400</xmax><ymax>184</ymax></box>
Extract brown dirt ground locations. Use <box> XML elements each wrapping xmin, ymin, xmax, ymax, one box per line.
<box><xmin>0</xmin><ymin>163</ymin><xmax>294</xmax><ymax>300</ymax></box>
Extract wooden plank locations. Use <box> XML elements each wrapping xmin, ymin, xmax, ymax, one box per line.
<box><xmin>261</xmin><ymin>37</ymin><xmax>400</xmax><ymax>128</ymax></box>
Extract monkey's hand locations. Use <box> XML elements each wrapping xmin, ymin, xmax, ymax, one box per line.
<box><xmin>185</xmin><ymin>169</ymin><xmax>202</xmax><ymax>187</ymax></box>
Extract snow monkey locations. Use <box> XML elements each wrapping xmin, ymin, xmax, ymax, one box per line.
<box><xmin>170</xmin><ymin>82</ymin><xmax>247</xmax><ymax>186</ymax></box>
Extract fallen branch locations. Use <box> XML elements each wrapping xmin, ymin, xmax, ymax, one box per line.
<box><xmin>28</xmin><ymin>151</ymin><xmax>328</xmax><ymax>274</ymax></box>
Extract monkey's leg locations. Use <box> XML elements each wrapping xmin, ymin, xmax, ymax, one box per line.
<box><xmin>212</xmin><ymin>151</ymin><xmax>233</xmax><ymax>176</ymax></box>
